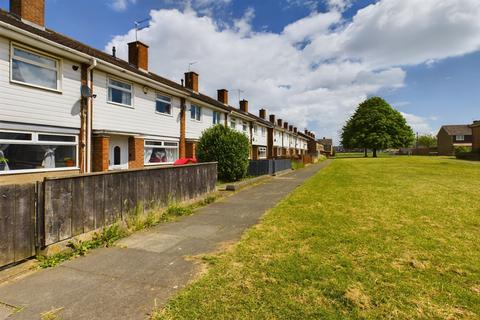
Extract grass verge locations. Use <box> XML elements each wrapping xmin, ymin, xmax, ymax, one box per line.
<box><xmin>155</xmin><ymin>156</ymin><xmax>480</xmax><ymax>319</ymax></box>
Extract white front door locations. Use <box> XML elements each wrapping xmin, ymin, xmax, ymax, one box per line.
<box><xmin>109</xmin><ymin>136</ymin><xmax>129</xmax><ymax>170</ymax></box>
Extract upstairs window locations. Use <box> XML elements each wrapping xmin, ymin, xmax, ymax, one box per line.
<box><xmin>213</xmin><ymin>111</ymin><xmax>222</xmax><ymax>124</ymax></box>
<box><xmin>261</xmin><ymin>127</ymin><xmax>266</xmax><ymax>137</ymax></box>
<box><xmin>156</xmin><ymin>94</ymin><xmax>172</xmax><ymax>115</ymax></box>
<box><xmin>190</xmin><ymin>105</ymin><xmax>202</xmax><ymax>121</ymax></box>
<box><xmin>253</xmin><ymin>125</ymin><xmax>258</xmax><ymax>135</ymax></box>
<box><xmin>230</xmin><ymin>118</ymin><xmax>236</xmax><ymax>129</ymax></box>
<box><xmin>242</xmin><ymin>121</ymin><xmax>248</xmax><ymax>132</ymax></box>
<box><xmin>108</xmin><ymin>78</ymin><xmax>132</xmax><ymax>107</ymax></box>
<box><xmin>11</xmin><ymin>46</ymin><xmax>60</xmax><ymax>91</ymax></box>
<box><xmin>456</xmin><ymin>135</ymin><xmax>465</xmax><ymax>141</ymax></box>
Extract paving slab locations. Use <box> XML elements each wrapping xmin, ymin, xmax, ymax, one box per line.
<box><xmin>0</xmin><ymin>160</ymin><xmax>331</xmax><ymax>320</ymax></box>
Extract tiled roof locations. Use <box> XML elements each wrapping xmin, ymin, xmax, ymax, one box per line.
<box><xmin>440</xmin><ymin>125</ymin><xmax>472</xmax><ymax>136</ymax></box>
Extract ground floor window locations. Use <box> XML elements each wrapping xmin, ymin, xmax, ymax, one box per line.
<box><xmin>144</xmin><ymin>140</ymin><xmax>179</xmax><ymax>164</ymax></box>
<box><xmin>0</xmin><ymin>131</ymin><xmax>77</xmax><ymax>173</ymax></box>
<box><xmin>259</xmin><ymin>146</ymin><xmax>267</xmax><ymax>159</ymax></box>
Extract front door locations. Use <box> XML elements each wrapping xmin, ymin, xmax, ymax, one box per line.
<box><xmin>109</xmin><ymin>136</ymin><xmax>129</xmax><ymax>170</ymax></box>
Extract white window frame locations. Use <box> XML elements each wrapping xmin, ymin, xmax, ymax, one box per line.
<box><xmin>190</xmin><ymin>105</ymin><xmax>202</xmax><ymax>122</ymax></box>
<box><xmin>242</xmin><ymin>121</ymin><xmax>248</xmax><ymax>133</ymax></box>
<box><xmin>258</xmin><ymin>146</ymin><xmax>267</xmax><ymax>159</ymax></box>
<box><xmin>213</xmin><ymin>111</ymin><xmax>222</xmax><ymax>125</ymax></box>
<box><xmin>230</xmin><ymin>118</ymin><xmax>237</xmax><ymax>129</ymax></box>
<box><xmin>144</xmin><ymin>140</ymin><xmax>179</xmax><ymax>165</ymax></box>
<box><xmin>10</xmin><ymin>43</ymin><xmax>63</xmax><ymax>92</ymax></box>
<box><xmin>107</xmin><ymin>76</ymin><xmax>134</xmax><ymax>108</ymax></box>
<box><xmin>253</xmin><ymin>125</ymin><xmax>258</xmax><ymax>135</ymax></box>
<box><xmin>0</xmin><ymin>130</ymin><xmax>79</xmax><ymax>175</ymax></box>
<box><xmin>456</xmin><ymin>135</ymin><xmax>465</xmax><ymax>141</ymax></box>
<box><xmin>155</xmin><ymin>93</ymin><xmax>173</xmax><ymax>116</ymax></box>
<box><xmin>261</xmin><ymin>127</ymin><xmax>266</xmax><ymax>137</ymax></box>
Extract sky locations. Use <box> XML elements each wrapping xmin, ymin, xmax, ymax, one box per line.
<box><xmin>1</xmin><ymin>0</ymin><xmax>480</xmax><ymax>143</ymax></box>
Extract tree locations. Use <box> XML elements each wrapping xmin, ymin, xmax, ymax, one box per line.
<box><xmin>197</xmin><ymin>125</ymin><xmax>250</xmax><ymax>182</ymax></box>
<box><xmin>341</xmin><ymin>97</ymin><xmax>414</xmax><ymax>157</ymax></box>
<box><xmin>417</xmin><ymin>134</ymin><xmax>437</xmax><ymax>149</ymax></box>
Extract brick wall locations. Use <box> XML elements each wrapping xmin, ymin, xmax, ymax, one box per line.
<box><xmin>473</xmin><ymin>126</ymin><xmax>480</xmax><ymax>150</ymax></box>
<box><xmin>186</xmin><ymin>141</ymin><xmax>197</xmax><ymax>158</ymax></box>
<box><xmin>92</xmin><ymin>136</ymin><xmax>109</xmax><ymax>172</ymax></box>
<box><xmin>128</xmin><ymin>137</ymin><xmax>144</xmax><ymax>169</ymax></box>
<box><xmin>11</xmin><ymin>0</ymin><xmax>45</xmax><ymax>26</ymax></box>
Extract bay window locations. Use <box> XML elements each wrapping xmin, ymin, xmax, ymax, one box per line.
<box><xmin>11</xmin><ymin>45</ymin><xmax>60</xmax><ymax>91</ymax></box>
<box><xmin>0</xmin><ymin>131</ymin><xmax>77</xmax><ymax>173</ymax></box>
<box><xmin>108</xmin><ymin>78</ymin><xmax>133</xmax><ymax>107</ymax></box>
<box><xmin>144</xmin><ymin>140</ymin><xmax>179</xmax><ymax>164</ymax></box>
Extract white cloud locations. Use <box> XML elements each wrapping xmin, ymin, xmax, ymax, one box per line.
<box><xmin>401</xmin><ymin>112</ymin><xmax>435</xmax><ymax>135</ymax></box>
<box><xmin>110</xmin><ymin>0</ymin><xmax>136</xmax><ymax>12</ymax></box>
<box><xmin>105</xmin><ymin>0</ymin><xmax>480</xmax><ymax>143</ymax></box>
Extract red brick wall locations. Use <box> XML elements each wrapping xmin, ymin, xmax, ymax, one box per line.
<box><xmin>472</xmin><ymin>126</ymin><xmax>480</xmax><ymax>150</ymax></box>
<box><xmin>186</xmin><ymin>141</ymin><xmax>197</xmax><ymax>158</ymax></box>
<box><xmin>128</xmin><ymin>137</ymin><xmax>144</xmax><ymax>169</ymax></box>
<box><xmin>11</xmin><ymin>0</ymin><xmax>45</xmax><ymax>26</ymax></box>
<box><xmin>92</xmin><ymin>136</ymin><xmax>109</xmax><ymax>172</ymax></box>
<box><xmin>128</xmin><ymin>41</ymin><xmax>149</xmax><ymax>71</ymax></box>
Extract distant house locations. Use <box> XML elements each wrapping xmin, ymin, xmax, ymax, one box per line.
<box><xmin>470</xmin><ymin>121</ymin><xmax>480</xmax><ymax>151</ymax></box>
<box><xmin>437</xmin><ymin>125</ymin><xmax>472</xmax><ymax>155</ymax></box>
<box><xmin>318</xmin><ymin>137</ymin><xmax>333</xmax><ymax>156</ymax></box>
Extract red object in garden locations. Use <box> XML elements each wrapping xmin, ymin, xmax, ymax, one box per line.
<box><xmin>173</xmin><ymin>158</ymin><xmax>197</xmax><ymax>165</ymax></box>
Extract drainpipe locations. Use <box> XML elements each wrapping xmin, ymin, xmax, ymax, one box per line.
<box><xmin>86</xmin><ymin>58</ymin><xmax>97</xmax><ymax>173</ymax></box>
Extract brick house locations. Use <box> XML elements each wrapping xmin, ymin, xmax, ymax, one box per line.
<box><xmin>318</xmin><ymin>137</ymin><xmax>333</xmax><ymax>156</ymax></box>
<box><xmin>437</xmin><ymin>125</ymin><xmax>472</xmax><ymax>156</ymax></box>
<box><xmin>0</xmin><ymin>0</ymin><xmax>315</xmax><ymax>183</ymax></box>
<box><xmin>470</xmin><ymin>121</ymin><xmax>480</xmax><ymax>151</ymax></box>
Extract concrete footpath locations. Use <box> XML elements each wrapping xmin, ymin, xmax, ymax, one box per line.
<box><xmin>0</xmin><ymin>160</ymin><xmax>331</xmax><ymax>320</ymax></box>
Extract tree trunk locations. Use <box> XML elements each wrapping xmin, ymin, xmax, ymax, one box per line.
<box><xmin>373</xmin><ymin>149</ymin><xmax>377</xmax><ymax>158</ymax></box>
<box><xmin>364</xmin><ymin>148</ymin><xmax>368</xmax><ymax>157</ymax></box>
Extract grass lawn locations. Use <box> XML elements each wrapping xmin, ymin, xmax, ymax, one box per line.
<box><xmin>156</xmin><ymin>157</ymin><xmax>480</xmax><ymax>319</ymax></box>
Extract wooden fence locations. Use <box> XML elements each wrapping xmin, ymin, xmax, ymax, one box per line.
<box><xmin>0</xmin><ymin>163</ymin><xmax>217</xmax><ymax>268</ymax></box>
<box><xmin>0</xmin><ymin>184</ymin><xmax>37</xmax><ymax>267</ymax></box>
<box><xmin>247</xmin><ymin>159</ymin><xmax>292</xmax><ymax>177</ymax></box>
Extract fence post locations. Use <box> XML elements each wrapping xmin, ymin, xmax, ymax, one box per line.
<box><xmin>35</xmin><ymin>181</ymin><xmax>45</xmax><ymax>251</ymax></box>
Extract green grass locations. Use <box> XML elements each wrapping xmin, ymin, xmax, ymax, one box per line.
<box><xmin>155</xmin><ymin>157</ymin><xmax>480</xmax><ymax>319</ymax></box>
<box><xmin>335</xmin><ymin>152</ymin><xmax>394</xmax><ymax>158</ymax></box>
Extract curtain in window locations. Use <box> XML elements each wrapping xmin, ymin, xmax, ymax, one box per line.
<box><xmin>41</xmin><ymin>146</ymin><xmax>57</xmax><ymax>168</ymax></box>
<box><xmin>144</xmin><ymin>147</ymin><xmax>153</xmax><ymax>163</ymax></box>
<box><xmin>165</xmin><ymin>148</ymin><xmax>178</xmax><ymax>162</ymax></box>
<box><xmin>0</xmin><ymin>146</ymin><xmax>10</xmax><ymax>171</ymax></box>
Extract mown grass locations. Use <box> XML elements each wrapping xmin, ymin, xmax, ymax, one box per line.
<box><xmin>155</xmin><ymin>157</ymin><xmax>480</xmax><ymax>319</ymax></box>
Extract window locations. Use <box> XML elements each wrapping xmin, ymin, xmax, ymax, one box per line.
<box><xmin>456</xmin><ymin>135</ymin><xmax>465</xmax><ymax>141</ymax></box>
<box><xmin>156</xmin><ymin>94</ymin><xmax>172</xmax><ymax>115</ymax></box>
<box><xmin>190</xmin><ymin>105</ymin><xmax>202</xmax><ymax>121</ymax></box>
<box><xmin>213</xmin><ymin>111</ymin><xmax>222</xmax><ymax>124</ymax></box>
<box><xmin>0</xmin><ymin>131</ymin><xmax>77</xmax><ymax>173</ymax></box>
<box><xmin>144</xmin><ymin>140</ymin><xmax>179</xmax><ymax>164</ymax></box>
<box><xmin>113</xmin><ymin>146</ymin><xmax>121</xmax><ymax>165</ymax></box>
<box><xmin>108</xmin><ymin>78</ymin><xmax>132</xmax><ymax>107</ymax></box>
<box><xmin>253</xmin><ymin>125</ymin><xmax>258</xmax><ymax>135</ymax></box>
<box><xmin>242</xmin><ymin>121</ymin><xmax>248</xmax><ymax>132</ymax></box>
<box><xmin>11</xmin><ymin>45</ymin><xmax>60</xmax><ymax>91</ymax></box>
<box><xmin>230</xmin><ymin>118</ymin><xmax>237</xmax><ymax>129</ymax></box>
<box><xmin>261</xmin><ymin>127</ymin><xmax>266</xmax><ymax>137</ymax></box>
<box><xmin>259</xmin><ymin>147</ymin><xmax>267</xmax><ymax>159</ymax></box>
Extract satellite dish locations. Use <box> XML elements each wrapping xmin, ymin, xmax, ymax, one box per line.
<box><xmin>81</xmin><ymin>85</ymin><xmax>92</xmax><ymax>98</ymax></box>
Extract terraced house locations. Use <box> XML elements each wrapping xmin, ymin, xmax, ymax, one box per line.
<box><xmin>0</xmin><ymin>0</ymin><xmax>314</xmax><ymax>183</ymax></box>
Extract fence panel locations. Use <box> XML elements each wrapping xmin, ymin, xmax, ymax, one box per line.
<box><xmin>0</xmin><ymin>184</ymin><xmax>36</xmax><ymax>267</ymax></box>
<box><xmin>273</xmin><ymin>159</ymin><xmax>292</xmax><ymax>173</ymax></box>
<box><xmin>43</xmin><ymin>163</ymin><xmax>217</xmax><ymax>246</ymax></box>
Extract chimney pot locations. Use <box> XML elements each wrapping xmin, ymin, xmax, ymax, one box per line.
<box><xmin>184</xmin><ymin>72</ymin><xmax>199</xmax><ymax>92</ymax></box>
<box><xmin>10</xmin><ymin>0</ymin><xmax>45</xmax><ymax>27</ymax></box>
<box><xmin>259</xmin><ymin>109</ymin><xmax>266</xmax><ymax>119</ymax></box>
<box><xmin>269</xmin><ymin>114</ymin><xmax>276</xmax><ymax>124</ymax></box>
<box><xmin>128</xmin><ymin>41</ymin><xmax>149</xmax><ymax>71</ymax></box>
<box><xmin>217</xmin><ymin>89</ymin><xmax>228</xmax><ymax>105</ymax></box>
<box><xmin>240</xmin><ymin>100</ymin><xmax>249</xmax><ymax>113</ymax></box>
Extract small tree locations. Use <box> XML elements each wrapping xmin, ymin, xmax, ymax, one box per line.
<box><xmin>341</xmin><ymin>97</ymin><xmax>414</xmax><ymax>157</ymax></box>
<box><xmin>417</xmin><ymin>134</ymin><xmax>437</xmax><ymax>149</ymax></box>
<box><xmin>197</xmin><ymin>125</ymin><xmax>250</xmax><ymax>182</ymax></box>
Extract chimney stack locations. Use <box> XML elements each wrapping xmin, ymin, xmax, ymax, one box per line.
<box><xmin>217</xmin><ymin>89</ymin><xmax>228</xmax><ymax>105</ymax></box>
<box><xmin>269</xmin><ymin>114</ymin><xmax>276</xmax><ymax>124</ymax></box>
<box><xmin>284</xmin><ymin>122</ymin><xmax>289</xmax><ymax>130</ymax></box>
<box><xmin>259</xmin><ymin>109</ymin><xmax>266</xmax><ymax>119</ymax></box>
<box><xmin>277</xmin><ymin>119</ymin><xmax>283</xmax><ymax>127</ymax></box>
<box><xmin>185</xmin><ymin>72</ymin><xmax>199</xmax><ymax>92</ymax></box>
<box><xmin>289</xmin><ymin>125</ymin><xmax>293</xmax><ymax>132</ymax></box>
<box><xmin>10</xmin><ymin>0</ymin><xmax>45</xmax><ymax>27</ymax></box>
<box><xmin>128</xmin><ymin>41</ymin><xmax>149</xmax><ymax>71</ymax></box>
<box><xmin>240</xmin><ymin>100</ymin><xmax>249</xmax><ymax>113</ymax></box>
<box><xmin>294</xmin><ymin>127</ymin><xmax>298</xmax><ymax>133</ymax></box>
<box><xmin>305</xmin><ymin>129</ymin><xmax>309</xmax><ymax>135</ymax></box>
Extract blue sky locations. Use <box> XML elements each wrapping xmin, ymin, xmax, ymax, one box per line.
<box><xmin>1</xmin><ymin>0</ymin><xmax>479</xmax><ymax>141</ymax></box>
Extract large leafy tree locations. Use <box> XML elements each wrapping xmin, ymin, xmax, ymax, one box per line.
<box><xmin>417</xmin><ymin>134</ymin><xmax>437</xmax><ymax>148</ymax></box>
<box><xmin>341</xmin><ymin>97</ymin><xmax>414</xmax><ymax>157</ymax></box>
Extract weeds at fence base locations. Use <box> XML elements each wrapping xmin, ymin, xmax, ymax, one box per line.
<box><xmin>37</xmin><ymin>194</ymin><xmax>219</xmax><ymax>269</ymax></box>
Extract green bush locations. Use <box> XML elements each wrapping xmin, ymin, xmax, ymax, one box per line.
<box><xmin>197</xmin><ymin>125</ymin><xmax>250</xmax><ymax>182</ymax></box>
<box><xmin>455</xmin><ymin>146</ymin><xmax>472</xmax><ymax>155</ymax></box>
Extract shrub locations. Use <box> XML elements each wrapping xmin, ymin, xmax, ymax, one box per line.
<box><xmin>455</xmin><ymin>146</ymin><xmax>472</xmax><ymax>155</ymax></box>
<box><xmin>197</xmin><ymin>125</ymin><xmax>250</xmax><ymax>182</ymax></box>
